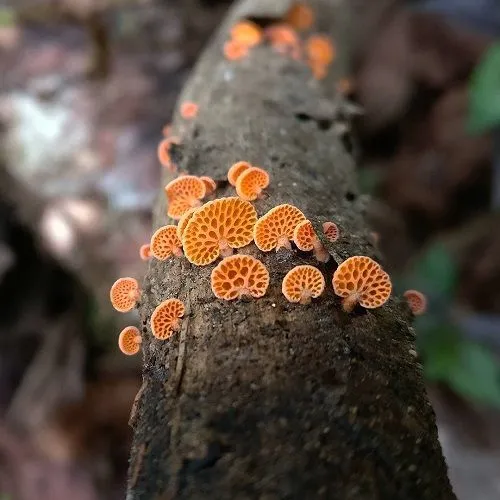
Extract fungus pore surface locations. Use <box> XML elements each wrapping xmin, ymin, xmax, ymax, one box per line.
<box><xmin>110</xmin><ymin>277</ymin><xmax>140</xmax><ymax>313</ymax></box>
<box><xmin>165</xmin><ymin>176</ymin><xmax>206</xmax><ymax>219</ymax></box>
<box><xmin>404</xmin><ymin>290</ymin><xmax>427</xmax><ymax>316</ymax></box>
<box><xmin>322</xmin><ymin>221</ymin><xmax>339</xmax><ymax>242</ymax></box>
<box><xmin>282</xmin><ymin>265</ymin><xmax>325</xmax><ymax>304</ymax></box>
<box><xmin>151</xmin><ymin>298</ymin><xmax>185</xmax><ymax>340</ymax></box>
<box><xmin>236</xmin><ymin>166</ymin><xmax>270</xmax><ymax>201</ymax></box>
<box><xmin>150</xmin><ymin>225</ymin><xmax>183</xmax><ymax>260</ymax></box>
<box><xmin>211</xmin><ymin>255</ymin><xmax>269</xmax><ymax>300</ymax></box>
<box><xmin>332</xmin><ymin>256</ymin><xmax>392</xmax><ymax>312</ymax></box>
<box><xmin>228</xmin><ymin>161</ymin><xmax>252</xmax><ymax>186</ymax></box>
<box><xmin>182</xmin><ymin>197</ymin><xmax>257</xmax><ymax>265</ymax></box>
<box><xmin>254</xmin><ymin>204</ymin><xmax>306</xmax><ymax>251</ymax></box>
<box><xmin>118</xmin><ymin>326</ymin><xmax>142</xmax><ymax>355</ymax></box>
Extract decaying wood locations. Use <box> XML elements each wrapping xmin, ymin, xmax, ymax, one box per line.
<box><xmin>127</xmin><ymin>0</ymin><xmax>455</xmax><ymax>498</ymax></box>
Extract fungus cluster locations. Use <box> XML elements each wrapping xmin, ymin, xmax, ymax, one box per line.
<box><xmin>180</xmin><ymin>102</ymin><xmax>199</xmax><ymax>120</ymax></box>
<box><xmin>224</xmin><ymin>20</ymin><xmax>262</xmax><ymax>61</ymax></box>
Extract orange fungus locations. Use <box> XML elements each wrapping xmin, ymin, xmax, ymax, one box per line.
<box><xmin>118</xmin><ymin>326</ymin><xmax>142</xmax><ymax>355</ymax></box>
<box><xmin>110</xmin><ymin>277</ymin><xmax>140</xmax><ymax>313</ymax></box>
<box><xmin>282</xmin><ymin>265</ymin><xmax>325</xmax><ymax>304</ymax></box>
<box><xmin>150</xmin><ymin>298</ymin><xmax>185</xmax><ymax>340</ymax></box>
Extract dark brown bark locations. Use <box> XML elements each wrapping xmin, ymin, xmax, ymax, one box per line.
<box><xmin>127</xmin><ymin>1</ymin><xmax>456</xmax><ymax>499</ymax></box>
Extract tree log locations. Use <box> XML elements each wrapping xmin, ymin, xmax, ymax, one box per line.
<box><xmin>127</xmin><ymin>1</ymin><xmax>456</xmax><ymax>498</ymax></box>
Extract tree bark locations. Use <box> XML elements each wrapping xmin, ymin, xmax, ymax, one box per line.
<box><xmin>127</xmin><ymin>1</ymin><xmax>456</xmax><ymax>499</ymax></box>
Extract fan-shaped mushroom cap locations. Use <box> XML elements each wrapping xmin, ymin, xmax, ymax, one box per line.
<box><xmin>180</xmin><ymin>101</ymin><xmax>199</xmax><ymax>119</ymax></box>
<box><xmin>200</xmin><ymin>176</ymin><xmax>217</xmax><ymax>195</ymax></box>
<box><xmin>223</xmin><ymin>39</ymin><xmax>250</xmax><ymax>60</ymax></box>
<box><xmin>211</xmin><ymin>255</ymin><xmax>269</xmax><ymax>300</ymax></box>
<box><xmin>150</xmin><ymin>225</ymin><xmax>183</xmax><ymax>260</ymax></box>
<box><xmin>293</xmin><ymin>220</ymin><xmax>329</xmax><ymax>262</ymax></box>
<box><xmin>176</xmin><ymin>207</ymin><xmax>198</xmax><ymax>239</ymax></box>
<box><xmin>403</xmin><ymin>290</ymin><xmax>427</xmax><ymax>316</ymax></box>
<box><xmin>332</xmin><ymin>256</ymin><xmax>392</xmax><ymax>312</ymax></box>
<box><xmin>322</xmin><ymin>221</ymin><xmax>339</xmax><ymax>242</ymax></box>
<box><xmin>139</xmin><ymin>244</ymin><xmax>151</xmax><ymax>261</ymax></box>
<box><xmin>264</xmin><ymin>24</ymin><xmax>300</xmax><ymax>54</ymax></box>
<box><xmin>230</xmin><ymin>21</ymin><xmax>262</xmax><ymax>47</ymax></box>
<box><xmin>235</xmin><ymin>167</ymin><xmax>270</xmax><ymax>201</ymax></box>
<box><xmin>157</xmin><ymin>137</ymin><xmax>181</xmax><ymax>172</ymax></box>
<box><xmin>165</xmin><ymin>175</ymin><xmax>206</xmax><ymax>220</ymax></box>
<box><xmin>306</xmin><ymin>34</ymin><xmax>335</xmax><ymax>66</ymax></box>
<box><xmin>182</xmin><ymin>197</ymin><xmax>257</xmax><ymax>265</ymax></box>
<box><xmin>254</xmin><ymin>204</ymin><xmax>306</xmax><ymax>252</ymax></box>
<box><xmin>285</xmin><ymin>2</ymin><xmax>314</xmax><ymax>31</ymax></box>
<box><xmin>162</xmin><ymin>124</ymin><xmax>171</xmax><ymax>137</ymax></box>
<box><xmin>150</xmin><ymin>298</ymin><xmax>185</xmax><ymax>340</ymax></box>
<box><xmin>110</xmin><ymin>277</ymin><xmax>140</xmax><ymax>313</ymax></box>
<box><xmin>118</xmin><ymin>326</ymin><xmax>142</xmax><ymax>355</ymax></box>
<box><xmin>228</xmin><ymin>161</ymin><xmax>252</xmax><ymax>186</ymax></box>
<box><xmin>282</xmin><ymin>265</ymin><xmax>325</xmax><ymax>304</ymax></box>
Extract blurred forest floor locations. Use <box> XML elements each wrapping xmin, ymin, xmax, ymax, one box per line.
<box><xmin>0</xmin><ymin>0</ymin><xmax>499</xmax><ymax>499</ymax></box>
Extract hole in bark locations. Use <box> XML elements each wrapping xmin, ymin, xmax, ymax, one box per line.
<box><xmin>317</xmin><ymin>119</ymin><xmax>332</xmax><ymax>131</ymax></box>
<box><xmin>295</xmin><ymin>113</ymin><xmax>333</xmax><ymax>131</ymax></box>
<box><xmin>192</xmin><ymin>126</ymin><xmax>201</xmax><ymax>139</ymax></box>
<box><xmin>169</xmin><ymin>143</ymin><xmax>183</xmax><ymax>166</ymax></box>
<box><xmin>345</xmin><ymin>191</ymin><xmax>356</xmax><ymax>201</ymax></box>
<box><xmin>246</xmin><ymin>16</ymin><xmax>282</xmax><ymax>29</ymax></box>
<box><xmin>340</xmin><ymin>131</ymin><xmax>354</xmax><ymax>155</ymax></box>
<box><xmin>295</xmin><ymin>112</ymin><xmax>312</xmax><ymax>122</ymax></box>
<box><xmin>142</xmin><ymin>327</ymin><xmax>147</xmax><ymax>334</ymax></box>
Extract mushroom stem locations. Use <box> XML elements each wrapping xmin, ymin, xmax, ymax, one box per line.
<box><xmin>173</xmin><ymin>247</ymin><xmax>184</xmax><ymax>257</ymax></box>
<box><xmin>299</xmin><ymin>291</ymin><xmax>312</xmax><ymax>305</ymax></box>
<box><xmin>134</xmin><ymin>335</ymin><xmax>142</xmax><ymax>344</ymax></box>
<box><xmin>342</xmin><ymin>294</ymin><xmax>358</xmax><ymax>313</ymax></box>
<box><xmin>219</xmin><ymin>240</ymin><xmax>234</xmax><ymax>258</ymax></box>
<box><xmin>276</xmin><ymin>236</ymin><xmax>292</xmax><ymax>251</ymax></box>
<box><xmin>313</xmin><ymin>241</ymin><xmax>330</xmax><ymax>263</ymax></box>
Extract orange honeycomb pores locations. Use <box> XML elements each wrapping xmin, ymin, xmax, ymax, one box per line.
<box><xmin>282</xmin><ymin>265</ymin><xmax>325</xmax><ymax>304</ymax></box>
<box><xmin>177</xmin><ymin>207</ymin><xmax>198</xmax><ymax>240</ymax></box>
<box><xmin>139</xmin><ymin>244</ymin><xmax>151</xmax><ymax>261</ymax></box>
<box><xmin>228</xmin><ymin>161</ymin><xmax>252</xmax><ymax>186</ymax></box>
<box><xmin>211</xmin><ymin>255</ymin><xmax>269</xmax><ymax>300</ymax></box>
<box><xmin>403</xmin><ymin>290</ymin><xmax>427</xmax><ymax>316</ymax></box>
<box><xmin>150</xmin><ymin>225</ymin><xmax>183</xmax><ymax>260</ymax></box>
<box><xmin>322</xmin><ymin>221</ymin><xmax>339</xmax><ymax>242</ymax></box>
<box><xmin>110</xmin><ymin>277</ymin><xmax>140</xmax><ymax>313</ymax></box>
<box><xmin>151</xmin><ymin>298</ymin><xmax>185</xmax><ymax>340</ymax></box>
<box><xmin>332</xmin><ymin>256</ymin><xmax>392</xmax><ymax>312</ymax></box>
<box><xmin>293</xmin><ymin>220</ymin><xmax>329</xmax><ymax>262</ymax></box>
<box><xmin>118</xmin><ymin>326</ymin><xmax>142</xmax><ymax>355</ymax></box>
<box><xmin>200</xmin><ymin>176</ymin><xmax>217</xmax><ymax>195</ymax></box>
<box><xmin>165</xmin><ymin>176</ymin><xmax>206</xmax><ymax>220</ymax></box>
<box><xmin>230</xmin><ymin>21</ymin><xmax>263</xmax><ymax>48</ymax></box>
<box><xmin>236</xmin><ymin>167</ymin><xmax>270</xmax><ymax>201</ymax></box>
<box><xmin>254</xmin><ymin>204</ymin><xmax>306</xmax><ymax>252</ymax></box>
<box><xmin>182</xmin><ymin>197</ymin><xmax>257</xmax><ymax>265</ymax></box>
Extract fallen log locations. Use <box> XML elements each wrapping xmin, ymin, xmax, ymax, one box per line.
<box><xmin>127</xmin><ymin>1</ymin><xmax>455</xmax><ymax>498</ymax></box>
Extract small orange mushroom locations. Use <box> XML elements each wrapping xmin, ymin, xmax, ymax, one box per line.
<box><xmin>264</xmin><ymin>23</ymin><xmax>300</xmax><ymax>56</ymax></box>
<box><xmin>306</xmin><ymin>34</ymin><xmax>335</xmax><ymax>66</ymax></box>
<box><xmin>403</xmin><ymin>290</ymin><xmax>427</xmax><ymax>316</ymax></box>
<box><xmin>322</xmin><ymin>221</ymin><xmax>339</xmax><ymax>242</ymax></box>
<box><xmin>230</xmin><ymin>20</ymin><xmax>262</xmax><ymax>48</ymax></box>
<box><xmin>180</xmin><ymin>101</ymin><xmax>199</xmax><ymax>119</ymax></box>
<box><xmin>228</xmin><ymin>161</ymin><xmax>252</xmax><ymax>186</ymax></box>
<box><xmin>165</xmin><ymin>175</ymin><xmax>206</xmax><ymax>219</ymax></box>
<box><xmin>150</xmin><ymin>298</ymin><xmax>185</xmax><ymax>340</ymax></box>
<box><xmin>110</xmin><ymin>277</ymin><xmax>140</xmax><ymax>313</ymax></box>
<box><xmin>224</xmin><ymin>39</ymin><xmax>250</xmax><ymax>61</ymax></box>
<box><xmin>176</xmin><ymin>207</ymin><xmax>198</xmax><ymax>240</ymax></box>
<box><xmin>235</xmin><ymin>166</ymin><xmax>270</xmax><ymax>201</ymax></box>
<box><xmin>162</xmin><ymin>124</ymin><xmax>172</xmax><ymax>137</ymax></box>
<box><xmin>293</xmin><ymin>220</ymin><xmax>329</xmax><ymax>262</ymax></box>
<box><xmin>332</xmin><ymin>256</ymin><xmax>392</xmax><ymax>312</ymax></box>
<box><xmin>118</xmin><ymin>326</ymin><xmax>142</xmax><ymax>355</ymax></box>
<box><xmin>282</xmin><ymin>265</ymin><xmax>325</xmax><ymax>304</ymax></box>
<box><xmin>254</xmin><ymin>204</ymin><xmax>306</xmax><ymax>251</ymax></box>
<box><xmin>139</xmin><ymin>244</ymin><xmax>151</xmax><ymax>261</ymax></box>
<box><xmin>211</xmin><ymin>255</ymin><xmax>269</xmax><ymax>300</ymax></box>
<box><xmin>285</xmin><ymin>3</ymin><xmax>314</xmax><ymax>31</ymax></box>
<box><xmin>182</xmin><ymin>197</ymin><xmax>257</xmax><ymax>265</ymax></box>
<box><xmin>157</xmin><ymin>137</ymin><xmax>181</xmax><ymax>172</ymax></box>
<box><xmin>200</xmin><ymin>175</ymin><xmax>217</xmax><ymax>195</ymax></box>
<box><xmin>150</xmin><ymin>225</ymin><xmax>183</xmax><ymax>260</ymax></box>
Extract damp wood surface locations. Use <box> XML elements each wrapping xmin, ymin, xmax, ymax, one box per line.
<box><xmin>127</xmin><ymin>0</ymin><xmax>456</xmax><ymax>499</ymax></box>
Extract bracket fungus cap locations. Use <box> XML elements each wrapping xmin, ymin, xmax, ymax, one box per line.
<box><xmin>254</xmin><ymin>204</ymin><xmax>306</xmax><ymax>252</ymax></box>
<box><xmin>282</xmin><ymin>265</ymin><xmax>325</xmax><ymax>304</ymax></box>
<box><xmin>211</xmin><ymin>254</ymin><xmax>269</xmax><ymax>300</ymax></box>
<box><xmin>306</xmin><ymin>34</ymin><xmax>335</xmax><ymax>66</ymax></box>
<box><xmin>285</xmin><ymin>3</ymin><xmax>314</xmax><ymax>31</ymax></box>
<box><xmin>110</xmin><ymin>277</ymin><xmax>140</xmax><ymax>313</ymax></box>
<box><xmin>182</xmin><ymin>197</ymin><xmax>257</xmax><ymax>265</ymax></box>
<box><xmin>230</xmin><ymin>20</ymin><xmax>263</xmax><ymax>47</ymax></box>
<box><xmin>322</xmin><ymin>221</ymin><xmax>339</xmax><ymax>242</ymax></box>
<box><xmin>293</xmin><ymin>220</ymin><xmax>329</xmax><ymax>262</ymax></box>
<box><xmin>180</xmin><ymin>101</ymin><xmax>199</xmax><ymax>119</ymax></box>
<box><xmin>200</xmin><ymin>176</ymin><xmax>217</xmax><ymax>195</ymax></box>
<box><xmin>139</xmin><ymin>244</ymin><xmax>151</xmax><ymax>261</ymax></box>
<box><xmin>151</xmin><ymin>298</ymin><xmax>185</xmax><ymax>340</ymax></box>
<box><xmin>118</xmin><ymin>326</ymin><xmax>142</xmax><ymax>355</ymax></box>
<box><xmin>228</xmin><ymin>161</ymin><xmax>252</xmax><ymax>186</ymax></box>
<box><xmin>332</xmin><ymin>256</ymin><xmax>392</xmax><ymax>312</ymax></box>
<box><xmin>403</xmin><ymin>290</ymin><xmax>427</xmax><ymax>316</ymax></box>
<box><xmin>150</xmin><ymin>225</ymin><xmax>183</xmax><ymax>260</ymax></box>
<box><xmin>177</xmin><ymin>207</ymin><xmax>198</xmax><ymax>240</ymax></box>
<box><xmin>165</xmin><ymin>175</ymin><xmax>206</xmax><ymax>219</ymax></box>
<box><xmin>236</xmin><ymin>166</ymin><xmax>270</xmax><ymax>201</ymax></box>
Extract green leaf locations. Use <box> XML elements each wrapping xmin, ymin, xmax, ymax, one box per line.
<box><xmin>468</xmin><ymin>42</ymin><xmax>500</xmax><ymax>134</ymax></box>
<box><xmin>448</xmin><ymin>342</ymin><xmax>500</xmax><ymax>408</ymax></box>
<box><xmin>408</xmin><ymin>243</ymin><xmax>457</xmax><ymax>300</ymax></box>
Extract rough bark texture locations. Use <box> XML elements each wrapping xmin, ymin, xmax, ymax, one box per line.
<box><xmin>127</xmin><ymin>1</ymin><xmax>456</xmax><ymax>499</ymax></box>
